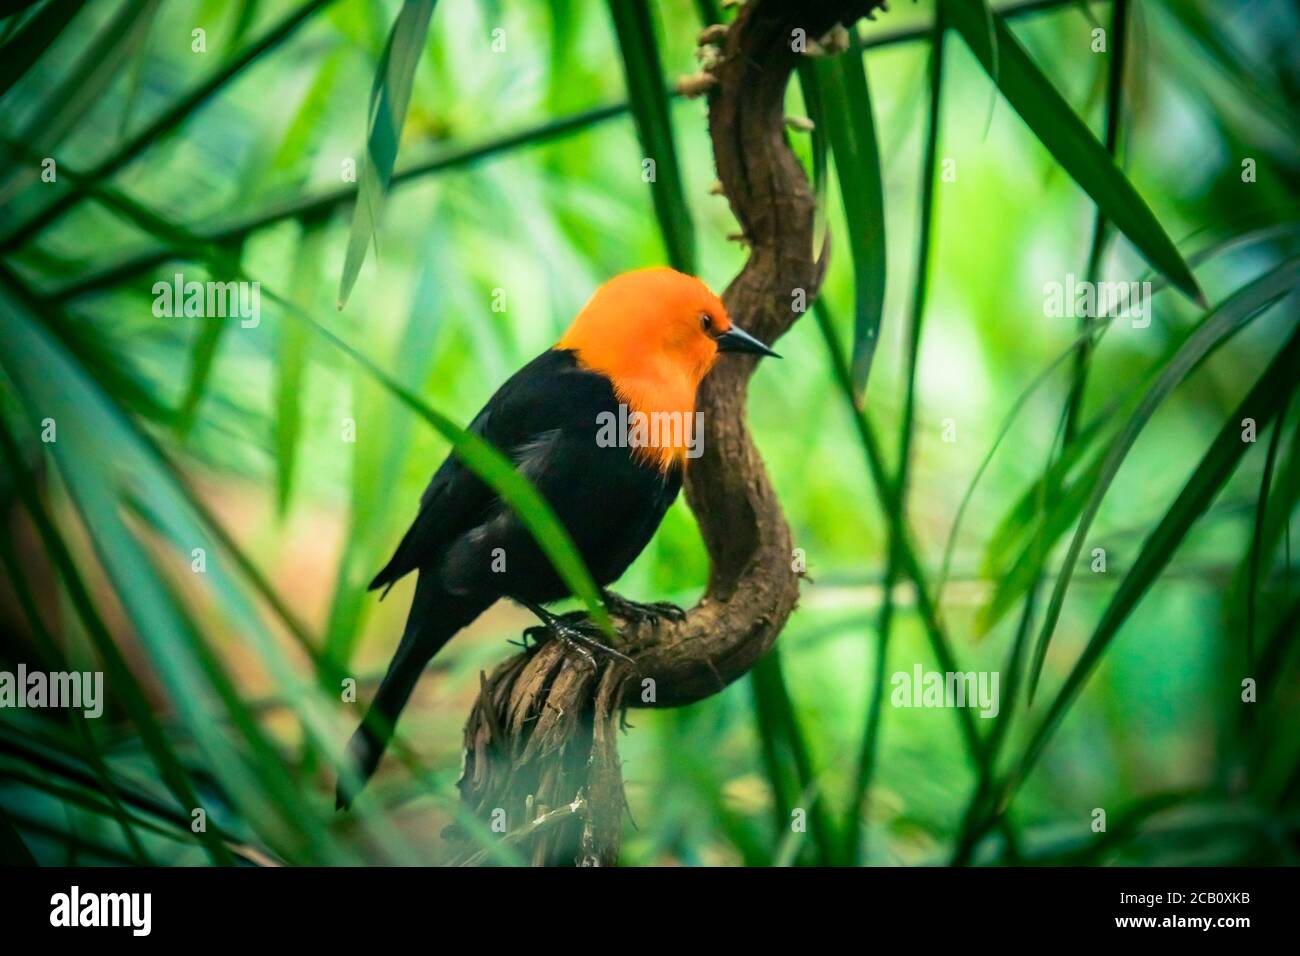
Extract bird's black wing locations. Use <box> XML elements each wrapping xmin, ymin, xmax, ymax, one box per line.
<box><xmin>436</xmin><ymin>362</ymin><xmax>683</xmax><ymax>603</ymax></box>
<box><xmin>368</xmin><ymin>349</ymin><xmax>616</xmax><ymax>593</ymax></box>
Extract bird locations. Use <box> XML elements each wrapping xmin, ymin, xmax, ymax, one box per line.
<box><xmin>335</xmin><ymin>267</ymin><xmax>778</xmax><ymax>810</ymax></box>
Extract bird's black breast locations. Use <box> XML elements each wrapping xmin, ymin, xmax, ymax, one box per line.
<box><xmin>372</xmin><ymin>349</ymin><xmax>683</xmax><ymax>605</ymax></box>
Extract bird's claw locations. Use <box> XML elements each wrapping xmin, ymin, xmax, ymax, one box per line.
<box><xmin>602</xmin><ymin>592</ymin><xmax>687</xmax><ymax>628</ymax></box>
<box><xmin>525</xmin><ymin>615</ymin><xmax>634</xmax><ymax>669</ymax></box>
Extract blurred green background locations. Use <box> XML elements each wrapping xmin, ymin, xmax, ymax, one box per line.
<box><xmin>0</xmin><ymin>0</ymin><xmax>1297</xmax><ymax>866</ymax></box>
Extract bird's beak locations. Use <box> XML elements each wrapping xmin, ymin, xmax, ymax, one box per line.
<box><xmin>716</xmin><ymin>323</ymin><xmax>781</xmax><ymax>358</ymax></box>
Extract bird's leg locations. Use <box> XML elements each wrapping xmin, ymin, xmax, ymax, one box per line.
<box><xmin>601</xmin><ymin>590</ymin><xmax>687</xmax><ymax>628</ymax></box>
<box><xmin>519</xmin><ymin>600</ymin><xmax>634</xmax><ymax>667</ymax></box>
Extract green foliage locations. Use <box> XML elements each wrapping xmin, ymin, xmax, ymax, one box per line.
<box><xmin>1</xmin><ymin>0</ymin><xmax>1298</xmax><ymax>867</ymax></box>
<box><xmin>808</xmin><ymin>31</ymin><xmax>887</xmax><ymax>401</ymax></box>
<box><xmin>606</xmin><ymin>0</ymin><xmax>695</xmax><ymax>273</ymax></box>
<box><xmin>338</xmin><ymin>0</ymin><xmax>437</xmax><ymax>308</ymax></box>
<box><xmin>940</xmin><ymin>0</ymin><xmax>1202</xmax><ymax>303</ymax></box>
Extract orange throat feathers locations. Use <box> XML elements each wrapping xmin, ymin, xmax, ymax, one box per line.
<box><xmin>557</xmin><ymin>268</ymin><xmax>726</xmax><ymax>472</ymax></box>
<box><xmin>561</xmin><ymin>347</ymin><xmax>712</xmax><ymax>472</ymax></box>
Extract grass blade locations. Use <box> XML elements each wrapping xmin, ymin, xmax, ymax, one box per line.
<box><xmin>0</xmin><ymin>532</ymin><xmax>152</xmax><ymax>863</ymax></box>
<box><xmin>0</xmin><ymin>415</ymin><xmax>234</xmax><ymax>865</ymax></box>
<box><xmin>1229</xmin><ymin>412</ymin><xmax>1300</xmax><ymax>637</ymax></box>
<box><xmin>935</xmin><ymin>321</ymin><xmax>1121</xmax><ymax>612</ymax></box>
<box><xmin>750</xmin><ymin>651</ymin><xmax>841</xmax><ymax>865</ymax></box>
<box><xmin>275</xmin><ymin>219</ymin><xmax>326</xmax><ymax>513</ymax></box>
<box><xmin>0</xmin><ymin>277</ymin><xmax>355</xmax><ymax>863</ymax></box>
<box><xmin>0</xmin><ymin>722</ymin><xmax>274</xmax><ymax>863</ymax></box>
<box><xmin>0</xmin><ymin>0</ymin><xmax>85</xmax><ymax>99</ymax></box>
<box><xmin>0</xmin><ymin>0</ymin><xmax>336</xmax><ymax>252</ymax></box>
<box><xmin>1011</xmin><ymin>321</ymin><xmax>1300</xmax><ymax>794</ymax></box>
<box><xmin>1060</xmin><ymin>0</ymin><xmax>1129</xmax><ymax>444</ymax></box>
<box><xmin>0</xmin><ymin>806</ymin><xmax>38</xmax><ymax>866</ymax></box>
<box><xmin>337</xmin><ymin>0</ymin><xmax>436</xmax><ymax>308</ymax></box>
<box><xmin>976</xmin><ymin>446</ymin><xmax>1107</xmax><ymax>635</ymax></box>
<box><xmin>0</xmin><ymin>0</ymin><xmax>162</xmax><ymax>201</ymax></box>
<box><xmin>1027</xmin><ymin>258</ymin><xmax>1300</xmax><ymax>699</ymax></box>
<box><xmin>606</xmin><ymin>0</ymin><xmax>695</xmax><ymax>273</ymax></box>
<box><xmin>1246</xmin><ymin>396</ymin><xmax>1292</xmax><ymax>673</ymax></box>
<box><xmin>974</xmin><ymin>223</ymin><xmax>1300</xmax><ymax>633</ymax></box>
<box><xmin>811</xmin><ymin>32</ymin><xmax>887</xmax><ymax>400</ymax></box>
<box><xmin>845</xmin><ymin>9</ymin><xmax>945</xmax><ymax>863</ymax></box>
<box><xmin>939</xmin><ymin>0</ymin><xmax>1204</xmax><ymax>303</ymax></box>
<box><xmin>177</xmin><ymin>244</ymin><xmax>243</xmax><ymax>434</ymax></box>
<box><xmin>321</xmin><ymin>236</ymin><xmax>449</xmax><ymax>670</ymax></box>
<box><xmin>33</xmin><ymin>2</ymin><xmax>1087</xmax><ymax>300</ymax></box>
<box><xmin>812</xmin><ymin>301</ymin><xmax>984</xmax><ymax>762</ymax></box>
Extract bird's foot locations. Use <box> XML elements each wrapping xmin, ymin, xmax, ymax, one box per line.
<box><xmin>524</xmin><ymin>621</ymin><xmax>598</xmax><ymax>669</ymax></box>
<box><xmin>602</xmin><ymin>591</ymin><xmax>687</xmax><ymax>628</ymax></box>
<box><xmin>522</xmin><ymin>608</ymin><xmax>634</xmax><ymax>669</ymax></box>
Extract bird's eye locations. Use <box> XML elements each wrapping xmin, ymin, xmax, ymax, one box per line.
<box><xmin>700</xmin><ymin>313</ymin><xmax>714</xmax><ymax>332</ymax></box>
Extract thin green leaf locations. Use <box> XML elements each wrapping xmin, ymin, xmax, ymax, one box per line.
<box><xmin>0</xmin><ymin>283</ymin><xmax>352</xmax><ymax>863</ymax></box>
<box><xmin>321</xmin><ymin>233</ymin><xmax>448</xmax><ymax>669</ymax></box>
<box><xmin>337</xmin><ymin>0</ymin><xmax>436</xmax><ymax>308</ymax></box>
<box><xmin>257</xmin><ymin>48</ymin><xmax>346</xmax><ymax>196</ymax></box>
<box><xmin>0</xmin><ymin>805</ymin><xmax>38</xmax><ymax>866</ymax></box>
<box><xmin>0</xmin><ymin>531</ymin><xmax>152</xmax><ymax>863</ymax></box>
<box><xmin>750</xmin><ymin>651</ymin><xmax>841</xmax><ymax>866</ymax></box>
<box><xmin>939</xmin><ymin>0</ymin><xmax>1204</xmax><ymax>303</ymax></box>
<box><xmin>812</xmin><ymin>301</ymin><xmax>986</xmax><ymax>763</ymax></box>
<box><xmin>0</xmin><ymin>1</ymin><xmax>52</xmax><ymax>21</ymax></box>
<box><xmin>113</xmin><ymin>0</ymin><xmax>158</xmax><ymax>138</ymax></box>
<box><xmin>1010</xmin><ymin>321</ymin><xmax>1300</xmax><ymax>793</ymax></box>
<box><xmin>980</xmin><ymin>404</ymin><xmax>1113</xmax><ymax>581</ymax></box>
<box><xmin>175</xmin><ymin>242</ymin><xmax>245</xmax><ymax>434</ymax></box>
<box><xmin>935</xmin><ymin>320</ymin><xmax>1119</xmax><ymax>613</ymax></box>
<box><xmin>1229</xmin><ymin>411</ymin><xmax>1300</xmax><ymax>622</ymax></box>
<box><xmin>0</xmin><ymin>0</ymin><xmax>162</xmax><ymax>202</ymax></box>
<box><xmin>275</xmin><ymin>219</ymin><xmax>325</xmax><ymax>513</ymax></box>
<box><xmin>846</xmin><ymin>8</ymin><xmax>945</xmax><ymax>863</ymax></box>
<box><xmin>0</xmin><ymin>0</ymin><xmax>85</xmax><ymax>100</ymax></box>
<box><xmin>0</xmin><ymin>0</ymin><xmax>335</xmax><ymax>252</ymax></box>
<box><xmin>1028</xmin><ymin>259</ymin><xmax>1300</xmax><ymax>698</ymax></box>
<box><xmin>1246</xmin><ymin>395</ymin><xmax>1293</xmax><ymax>672</ymax></box>
<box><xmin>0</xmin><ymin>722</ymin><xmax>273</xmax><ymax>863</ymax></box>
<box><xmin>606</xmin><ymin>0</ymin><xmax>695</xmax><ymax>273</ymax></box>
<box><xmin>228</xmin><ymin>0</ymin><xmax>262</xmax><ymax>50</ymax></box>
<box><xmin>1161</xmin><ymin>0</ymin><xmax>1299</xmax><ymax>139</ymax></box>
<box><xmin>812</xmin><ymin>33</ymin><xmax>886</xmax><ymax>400</ymax></box>
<box><xmin>1061</xmin><ymin>0</ymin><xmax>1129</xmax><ymax>444</ymax></box>
<box><xmin>976</xmin><ymin>446</ymin><xmax>1107</xmax><ymax>637</ymax></box>
<box><xmin>1070</xmin><ymin>0</ymin><xmax>1101</xmax><ymax>29</ymax></box>
<box><xmin>0</xmin><ymin>415</ymin><xmax>234</xmax><ymax>865</ymax></box>
<box><xmin>48</xmin><ymin>103</ymin><xmax>630</xmax><ymax>302</ymax></box>
<box><xmin>0</xmin><ymin>761</ymin><xmax>189</xmax><ymax>847</ymax></box>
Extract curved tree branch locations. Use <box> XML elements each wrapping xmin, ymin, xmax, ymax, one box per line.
<box><xmin>454</xmin><ymin>0</ymin><xmax>882</xmax><ymax>866</ymax></box>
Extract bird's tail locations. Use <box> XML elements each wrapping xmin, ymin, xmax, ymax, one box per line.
<box><xmin>336</xmin><ymin>576</ymin><xmax>481</xmax><ymax>810</ymax></box>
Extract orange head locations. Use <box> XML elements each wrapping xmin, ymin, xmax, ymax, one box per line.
<box><xmin>557</xmin><ymin>267</ymin><xmax>778</xmax><ymax>470</ymax></box>
<box><xmin>558</xmin><ymin>267</ymin><xmax>777</xmax><ymax>399</ymax></box>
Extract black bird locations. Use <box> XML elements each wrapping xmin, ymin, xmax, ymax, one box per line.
<box><xmin>336</xmin><ymin>267</ymin><xmax>778</xmax><ymax>808</ymax></box>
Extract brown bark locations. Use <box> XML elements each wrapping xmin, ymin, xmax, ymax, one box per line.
<box><xmin>454</xmin><ymin>0</ymin><xmax>883</xmax><ymax>866</ymax></box>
